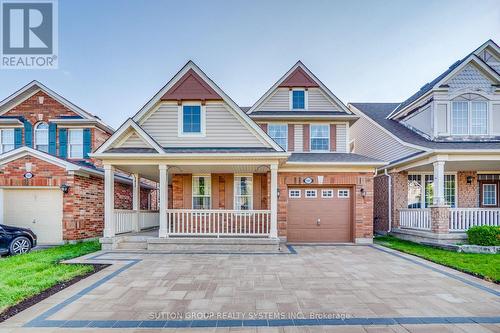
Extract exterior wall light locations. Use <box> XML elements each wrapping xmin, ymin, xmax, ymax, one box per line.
<box><xmin>60</xmin><ymin>184</ymin><xmax>70</xmax><ymax>193</ymax></box>
<box><xmin>360</xmin><ymin>188</ymin><xmax>366</xmax><ymax>198</ymax></box>
<box><xmin>466</xmin><ymin>176</ymin><xmax>474</xmax><ymax>184</ymax></box>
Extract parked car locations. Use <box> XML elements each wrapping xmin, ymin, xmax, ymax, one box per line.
<box><xmin>0</xmin><ymin>224</ymin><xmax>37</xmax><ymax>255</ymax></box>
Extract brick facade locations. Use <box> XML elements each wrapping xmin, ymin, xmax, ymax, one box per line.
<box><xmin>390</xmin><ymin>171</ymin><xmax>408</xmax><ymax>229</ymax></box>
<box><xmin>457</xmin><ymin>171</ymin><xmax>478</xmax><ymax>208</ymax></box>
<box><xmin>373</xmin><ymin>174</ymin><xmax>389</xmax><ymax>233</ymax></box>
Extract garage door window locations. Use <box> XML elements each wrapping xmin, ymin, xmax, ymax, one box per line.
<box><xmin>234</xmin><ymin>175</ymin><xmax>253</xmax><ymax>210</ymax></box>
<box><xmin>338</xmin><ymin>189</ymin><xmax>349</xmax><ymax>198</ymax></box>
<box><xmin>0</xmin><ymin>129</ymin><xmax>14</xmax><ymax>153</ymax></box>
<box><xmin>305</xmin><ymin>189</ymin><xmax>317</xmax><ymax>198</ymax></box>
<box><xmin>321</xmin><ymin>189</ymin><xmax>334</xmax><ymax>198</ymax></box>
<box><xmin>289</xmin><ymin>189</ymin><xmax>301</xmax><ymax>198</ymax></box>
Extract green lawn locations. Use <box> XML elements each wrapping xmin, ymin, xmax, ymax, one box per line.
<box><xmin>375</xmin><ymin>236</ymin><xmax>500</xmax><ymax>283</ymax></box>
<box><xmin>0</xmin><ymin>241</ymin><xmax>101</xmax><ymax>313</ymax></box>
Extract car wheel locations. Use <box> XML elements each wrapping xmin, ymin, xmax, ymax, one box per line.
<box><xmin>9</xmin><ymin>236</ymin><xmax>32</xmax><ymax>255</ymax></box>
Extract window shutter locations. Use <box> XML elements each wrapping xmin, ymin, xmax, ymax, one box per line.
<box><xmin>59</xmin><ymin>128</ymin><xmax>67</xmax><ymax>158</ymax></box>
<box><xmin>24</xmin><ymin>121</ymin><xmax>33</xmax><ymax>147</ymax></box>
<box><xmin>83</xmin><ymin>128</ymin><xmax>92</xmax><ymax>158</ymax></box>
<box><xmin>48</xmin><ymin>123</ymin><xmax>57</xmax><ymax>155</ymax></box>
<box><xmin>303</xmin><ymin>124</ymin><xmax>310</xmax><ymax>152</ymax></box>
<box><xmin>287</xmin><ymin>124</ymin><xmax>294</xmax><ymax>151</ymax></box>
<box><xmin>330</xmin><ymin>124</ymin><xmax>336</xmax><ymax>152</ymax></box>
<box><xmin>14</xmin><ymin>128</ymin><xmax>23</xmax><ymax>148</ymax></box>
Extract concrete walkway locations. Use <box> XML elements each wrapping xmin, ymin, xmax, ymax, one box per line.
<box><xmin>1</xmin><ymin>245</ymin><xmax>499</xmax><ymax>332</ymax></box>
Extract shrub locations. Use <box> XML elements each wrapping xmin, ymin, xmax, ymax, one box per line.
<box><xmin>466</xmin><ymin>226</ymin><xmax>500</xmax><ymax>246</ymax></box>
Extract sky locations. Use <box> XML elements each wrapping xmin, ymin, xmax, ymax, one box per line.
<box><xmin>1</xmin><ymin>0</ymin><xmax>499</xmax><ymax>129</ymax></box>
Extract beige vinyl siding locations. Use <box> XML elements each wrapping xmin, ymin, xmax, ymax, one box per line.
<box><xmin>256</xmin><ymin>88</ymin><xmax>289</xmax><ymax>111</ymax></box>
<box><xmin>308</xmin><ymin>88</ymin><xmax>340</xmax><ymax>111</ymax></box>
<box><xmin>403</xmin><ymin>105</ymin><xmax>433</xmax><ymax>137</ymax></box>
<box><xmin>493</xmin><ymin>104</ymin><xmax>500</xmax><ymax>135</ymax></box>
<box><xmin>120</xmin><ymin>132</ymin><xmax>150</xmax><ymax>148</ymax></box>
<box><xmin>350</xmin><ymin>114</ymin><xmax>420</xmax><ymax>163</ymax></box>
<box><xmin>141</xmin><ymin>102</ymin><xmax>270</xmax><ymax>148</ymax></box>
<box><xmin>335</xmin><ymin>123</ymin><xmax>347</xmax><ymax>152</ymax></box>
<box><xmin>294</xmin><ymin>124</ymin><xmax>303</xmax><ymax>152</ymax></box>
<box><xmin>436</xmin><ymin>103</ymin><xmax>448</xmax><ymax>135</ymax></box>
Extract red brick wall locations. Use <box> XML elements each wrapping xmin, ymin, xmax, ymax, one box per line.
<box><xmin>458</xmin><ymin>171</ymin><xmax>478</xmax><ymax>208</ymax></box>
<box><xmin>391</xmin><ymin>171</ymin><xmax>407</xmax><ymax>228</ymax></box>
<box><xmin>373</xmin><ymin>174</ymin><xmax>389</xmax><ymax>233</ymax></box>
<box><xmin>277</xmin><ymin>172</ymin><xmax>374</xmax><ymax>241</ymax></box>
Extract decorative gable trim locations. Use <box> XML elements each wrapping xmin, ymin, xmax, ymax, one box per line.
<box><xmin>278</xmin><ymin>67</ymin><xmax>319</xmax><ymax>88</ymax></box>
<box><xmin>161</xmin><ymin>69</ymin><xmax>222</xmax><ymax>101</ymax></box>
<box><xmin>248</xmin><ymin>61</ymin><xmax>352</xmax><ymax>115</ymax></box>
<box><xmin>0</xmin><ymin>81</ymin><xmax>114</xmax><ymax>133</ymax></box>
<box><xmin>94</xmin><ymin>119</ymin><xmax>164</xmax><ymax>154</ymax></box>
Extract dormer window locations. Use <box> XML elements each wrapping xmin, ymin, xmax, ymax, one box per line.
<box><xmin>179</xmin><ymin>103</ymin><xmax>205</xmax><ymax>136</ymax></box>
<box><xmin>290</xmin><ymin>89</ymin><xmax>307</xmax><ymax>110</ymax></box>
<box><xmin>451</xmin><ymin>95</ymin><xmax>488</xmax><ymax>136</ymax></box>
<box><xmin>35</xmin><ymin>122</ymin><xmax>49</xmax><ymax>152</ymax></box>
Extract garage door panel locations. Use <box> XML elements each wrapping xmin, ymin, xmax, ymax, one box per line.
<box><xmin>287</xmin><ymin>188</ymin><xmax>352</xmax><ymax>243</ymax></box>
<box><xmin>3</xmin><ymin>189</ymin><xmax>63</xmax><ymax>244</ymax></box>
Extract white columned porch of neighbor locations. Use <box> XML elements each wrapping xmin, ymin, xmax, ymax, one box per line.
<box><xmin>270</xmin><ymin>163</ymin><xmax>278</xmax><ymax>239</ymax></box>
<box><xmin>132</xmin><ymin>173</ymin><xmax>141</xmax><ymax>232</ymax></box>
<box><xmin>103</xmin><ymin>164</ymin><xmax>115</xmax><ymax>238</ymax></box>
<box><xmin>433</xmin><ymin>161</ymin><xmax>446</xmax><ymax>205</ymax></box>
<box><xmin>158</xmin><ymin>164</ymin><xmax>169</xmax><ymax>238</ymax></box>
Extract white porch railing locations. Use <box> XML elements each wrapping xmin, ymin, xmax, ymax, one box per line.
<box><xmin>114</xmin><ymin>209</ymin><xmax>135</xmax><ymax>234</ymax></box>
<box><xmin>449</xmin><ymin>208</ymin><xmax>500</xmax><ymax>231</ymax></box>
<box><xmin>139</xmin><ymin>210</ymin><xmax>159</xmax><ymax>229</ymax></box>
<box><xmin>399</xmin><ymin>209</ymin><xmax>431</xmax><ymax>230</ymax></box>
<box><xmin>166</xmin><ymin>209</ymin><xmax>271</xmax><ymax>237</ymax></box>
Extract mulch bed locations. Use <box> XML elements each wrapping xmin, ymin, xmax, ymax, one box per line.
<box><xmin>0</xmin><ymin>263</ymin><xmax>109</xmax><ymax>323</ymax></box>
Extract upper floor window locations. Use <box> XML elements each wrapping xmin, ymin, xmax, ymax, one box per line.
<box><xmin>292</xmin><ymin>89</ymin><xmax>305</xmax><ymax>110</ymax></box>
<box><xmin>451</xmin><ymin>99</ymin><xmax>488</xmax><ymax>135</ymax></box>
<box><xmin>234</xmin><ymin>175</ymin><xmax>253</xmax><ymax>210</ymax></box>
<box><xmin>68</xmin><ymin>129</ymin><xmax>83</xmax><ymax>159</ymax></box>
<box><xmin>268</xmin><ymin>124</ymin><xmax>287</xmax><ymax>150</ymax></box>
<box><xmin>180</xmin><ymin>104</ymin><xmax>204</xmax><ymax>136</ymax></box>
<box><xmin>35</xmin><ymin>122</ymin><xmax>49</xmax><ymax>152</ymax></box>
<box><xmin>310</xmin><ymin>124</ymin><xmax>329</xmax><ymax>151</ymax></box>
<box><xmin>192</xmin><ymin>175</ymin><xmax>211</xmax><ymax>209</ymax></box>
<box><xmin>0</xmin><ymin>129</ymin><xmax>14</xmax><ymax>154</ymax></box>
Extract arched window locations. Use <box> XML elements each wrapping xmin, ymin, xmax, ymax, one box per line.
<box><xmin>35</xmin><ymin>122</ymin><xmax>49</xmax><ymax>152</ymax></box>
<box><xmin>451</xmin><ymin>94</ymin><xmax>488</xmax><ymax>135</ymax></box>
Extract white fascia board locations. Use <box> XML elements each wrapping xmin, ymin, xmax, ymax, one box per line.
<box><xmin>0</xmin><ymin>146</ymin><xmax>74</xmax><ymax>169</ymax></box>
<box><xmin>91</xmin><ymin>152</ymin><xmax>291</xmax><ymax>159</ymax></box>
<box><xmin>286</xmin><ymin>161</ymin><xmax>387</xmax><ymax>166</ymax></box>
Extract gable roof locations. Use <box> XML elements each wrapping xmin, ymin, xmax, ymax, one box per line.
<box><xmin>161</xmin><ymin>68</ymin><xmax>222</xmax><ymax>101</ymax></box>
<box><xmin>388</xmin><ymin>39</ymin><xmax>500</xmax><ymax>119</ymax></box>
<box><xmin>351</xmin><ymin>103</ymin><xmax>500</xmax><ymax>151</ymax></box>
<box><xmin>131</xmin><ymin>61</ymin><xmax>284</xmax><ymax>152</ymax></box>
<box><xmin>0</xmin><ymin>80</ymin><xmax>114</xmax><ymax>133</ymax></box>
<box><xmin>247</xmin><ymin>61</ymin><xmax>353</xmax><ymax>115</ymax></box>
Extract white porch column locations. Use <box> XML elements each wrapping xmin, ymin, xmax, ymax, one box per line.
<box><xmin>103</xmin><ymin>164</ymin><xmax>115</xmax><ymax>238</ymax></box>
<box><xmin>132</xmin><ymin>173</ymin><xmax>141</xmax><ymax>232</ymax></box>
<box><xmin>158</xmin><ymin>164</ymin><xmax>169</xmax><ymax>238</ymax></box>
<box><xmin>270</xmin><ymin>164</ymin><xmax>278</xmax><ymax>239</ymax></box>
<box><xmin>433</xmin><ymin>161</ymin><xmax>445</xmax><ymax>205</ymax></box>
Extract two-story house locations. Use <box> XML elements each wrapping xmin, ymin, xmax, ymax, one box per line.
<box><xmin>0</xmin><ymin>81</ymin><xmax>153</xmax><ymax>245</ymax></box>
<box><xmin>94</xmin><ymin>61</ymin><xmax>384</xmax><ymax>250</ymax></box>
<box><xmin>350</xmin><ymin>39</ymin><xmax>500</xmax><ymax>244</ymax></box>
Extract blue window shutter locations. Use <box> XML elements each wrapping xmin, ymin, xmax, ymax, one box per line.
<box><xmin>48</xmin><ymin>123</ymin><xmax>57</xmax><ymax>155</ymax></box>
<box><xmin>59</xmin><ymin>128</ymin><xmax>67</xmax><ymax>158</ymax></box>
<box><xmin>24</xmin><ymin>121</ymin><xmax>33</xmax><ymax>147</ymax></box>
<box><xmin>14</xmin><ymin>128</ymin><xmax>22</xmax><ymax>148</ymax></box>
<box><xmin>83</xmin><ymin>128</ymin><xmax>91</xmax><ymax>159</ymax></box>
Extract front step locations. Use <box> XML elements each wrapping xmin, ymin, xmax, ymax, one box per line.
<box><xmin>116</xmin><ymin>241</ymin><xmax>148</xmax><ymax>250</ymax></box>
<box><xmin>147</xmin><ymin>237</ymin><xmax>281</xmax><ymax>252</ymax></box>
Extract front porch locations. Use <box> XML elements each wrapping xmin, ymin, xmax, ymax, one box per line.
<box><xmin>100</xmin><ymin>159</ymin><xmax>281</xmax><ymax>250</ymax></box>
<box><xmin>390</xmin><ymin>154</ymin><xmax>500</xmax><ymax>244</ymax></box>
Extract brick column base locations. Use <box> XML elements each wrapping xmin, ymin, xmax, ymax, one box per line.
<box><xmin>430</xmin><ymin>205</ymin><xmax>450</xmax><ymax>234</ymax></box>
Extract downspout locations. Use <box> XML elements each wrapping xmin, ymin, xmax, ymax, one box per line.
<box><xmin>384</xmin><ymin>169</ymin><xmax>392</xmax><ymax>233</ymax></box>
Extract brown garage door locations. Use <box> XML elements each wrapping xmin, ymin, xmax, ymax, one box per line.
<box><xmin>287</xmin><ymin>187</ymin><xmax>352</xmax><ymax>243</ymax></box>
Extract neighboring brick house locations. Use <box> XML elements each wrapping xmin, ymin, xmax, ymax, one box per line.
<box><xmin>349</xmin><ymin>39</ymin><xmax>500</xmax><ymax>244</ymax></box>
<box><xmin>0</xmin><ymin>81</ymin><xmax>153</xmax><ymax>244</ymax></box>
<box><xmin>93</xmin><ymin>61</ymin><xmax>384</xmax><ymax>250</ymax></box>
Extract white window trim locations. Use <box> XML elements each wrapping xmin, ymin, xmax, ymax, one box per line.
<box><xmin>178</xmin><ymin>102</ymin><xmax>206</xmax><ymax>137</ymax></box>
<box><xmin>192</xmin><ymin>174</ymin><xmax>211</xmax><ymax>209</ymax></box>
<box><xmin>321</xmin><ymin>189</ymin><xmax>334</xmax><ymax>198</ymax></box>
<box><xmin>310</xmin><ymin>124</ymin><xmax>330</xmax><ymax>152</ymax></box>
<box><xmin>451</xmin><ymin>100</ymin><xmax>489</xmax><ymax>136</ymax></box>
<box><xmin>289</xmin><ymin>88</ymin><xmax>308</xmax><ymax>111</ymax></box>
<box><xmin>305</xmin><ymin>189</ymin><xmax>317</xmax><ymax>198</ymax></box>
<box><xmin>268</xmin><ymin>123</ymin><xmax>288</xmax><ymax>151</ymax></box>
<box><xmin>0</xmin><ymin>128</ymin><xmax>15</xmax><ymax>154</ymax></box>
<box><xmin>289</xmin><ymin>189</ymin><xmax>301</xmax><ymax>198</ymax></box>
<box><xmin>68</xmin><ymin>128</ymin><xmax>84</xmax><ymax>159</ymax></box>
<box><xmin>482</xmin><ymin>184</ymin><xmax>497</xmax><ymax>206</ymax></box>
<box><xmin>34</xmin><ymin>122</ymin><xmax>49</xmax><ymax>151</ymax></box>
<box><xmin>234</xmin><ymin>174</ymin><xmax>253</xmax><ymax>210</ymax></box>
<box><xmin>338</xmin><ymin>189</ymin><xmax>350</xmax><ymax>198</ymax></box>
<box><xmin>407</xmin><ymin>172</ymin><xmax>457</xmax><ymax>208</ymax></box>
